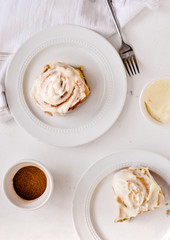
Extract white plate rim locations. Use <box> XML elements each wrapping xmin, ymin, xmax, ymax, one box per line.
<box><xmin>72</xmin><ymin>149</ymin><xmax>170</xmax><ymax>240</ymax></box>
<box><xmin>5</xmin><ymin>25</ymin><xmax>127</xmax><ymax>147</ymax></box>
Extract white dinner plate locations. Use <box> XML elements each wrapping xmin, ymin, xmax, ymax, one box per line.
<box><xmin>73</xmin><ymin>150</ymin><xmax>170</xmax><ymax>240</ymax></box>
<box><xmin>5</xmin><ymin>25</ymin><xmax>127</xmax><ymax>147</ymax></box>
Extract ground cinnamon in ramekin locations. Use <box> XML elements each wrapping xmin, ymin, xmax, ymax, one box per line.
<box><xmin>13</xmin><ymin>166</ymin><xmax>47</xmax><ymax>200</ymax></box>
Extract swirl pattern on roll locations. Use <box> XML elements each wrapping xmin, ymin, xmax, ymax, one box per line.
<box><xmin>31</xmin><ymin>62</ymin><xmax>90</xmax><ymax>116</ymax></box>
<box><xmin>112</xmin><ymin>167</ymin><xmax>164</xmax><ymax>222</ymax></box>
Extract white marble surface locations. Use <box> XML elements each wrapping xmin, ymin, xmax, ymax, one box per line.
<box><xmin>1</xmin><ymin>0</ymin><xmax>170</xmax><ymax>239</ymax></box>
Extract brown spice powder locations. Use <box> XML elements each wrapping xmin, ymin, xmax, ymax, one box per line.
<box><xmin>167</xmin><ymin>210</ymin><xmax>170</xmax><ymax>216</ymax></box>
<box><xmin>13</xmin><ymin>166</ymin><xmax>47</xmax><ymax>200</ymax></box>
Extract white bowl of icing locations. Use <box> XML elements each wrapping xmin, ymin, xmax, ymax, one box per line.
<box><xmin>139</xmin><ymin>77</ymin><xmax>170</xmax><ymax>128</ymax></box>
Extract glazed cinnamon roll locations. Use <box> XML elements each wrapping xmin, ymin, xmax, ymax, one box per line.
<box><xmin>31</xmin><ymin>62</ymin><xmax>90</xmax><ymax>116</ymax></box>
<box><xmin>112</xmin><ymin>167</ymin><xmax>164</xmax><ymax>222</ymax></box>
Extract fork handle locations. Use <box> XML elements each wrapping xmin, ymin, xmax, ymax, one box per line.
<box><xmin>105</xmin><ymin>0</ymin><xmax>124</xmax><ymax>42</ymax></box>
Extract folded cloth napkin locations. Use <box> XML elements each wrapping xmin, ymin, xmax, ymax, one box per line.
<box><xmin>0</xmin><ymin>58</ymin><xmax>13</xmax><ymax>122</ymax></box>
<box><xmin>0</xmin><ymin>0</ymin><xmax>159</xmax><ymax>122</ymax></box>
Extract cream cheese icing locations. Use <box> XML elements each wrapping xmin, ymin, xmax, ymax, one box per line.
<box><xmin>31</xmin><ymin>62</ymin><xmax>90</xmax><ymax>116</ymax></box>
<box><xmin>112</xmin><ymin>167</ymin><xmax>164</xmax><ymax>222</ymax></box>
<box><xmin>143</xmin><ymin>78</ymin><xmax>170</xmax><ymax>124</ymax></box>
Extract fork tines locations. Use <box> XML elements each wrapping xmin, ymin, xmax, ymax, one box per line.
<box><xmin>122</xmin><ymin>55</ymin><xmax>140</xmax><ymax>77</ymax></box>
<box><xmin>119</xmin><ymin>42</ymin><xmax>140</xmax><ymax>76</ymax></box>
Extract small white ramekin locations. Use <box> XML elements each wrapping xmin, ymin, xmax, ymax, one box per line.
<box><xmin>139</xmin><ymin>78</ymin><xmax>170</xmax><ymax>128</ymax></box>
<box><xmin>3</xmin><ymin>159</ymin><xmax>53</xmax><ymax>210</ymax></box>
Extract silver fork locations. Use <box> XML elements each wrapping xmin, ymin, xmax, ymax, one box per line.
<box><xmin>105</xmin><ymin>0</ymin><xmax>139</xmax><ymax>76</ymax></box>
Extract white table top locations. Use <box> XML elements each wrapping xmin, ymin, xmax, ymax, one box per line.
<box><xmin>1</xmin><ymin>0</ymin><xmax>170</xmax><ymax>239</ymax></box>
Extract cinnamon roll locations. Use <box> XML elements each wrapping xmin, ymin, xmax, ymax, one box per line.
<box><xmin>31</xmin><ymin>62</ymin><xmax>90</xmax><ymax>116</ymax></box>
<box><xmin>112</xmin><ymin>167</ymin><xmax>164</xmax><ymax>223</ymax></box>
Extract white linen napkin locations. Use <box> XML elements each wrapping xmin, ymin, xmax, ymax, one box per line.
<box><xmin>0</xmin><ymin>58</ymin><xmax>13</xmax><ymax>122</ymax></box>
<box><xmin>0</xmin><ymin>0</ymin><xmax>159</xmax><ymax>122</ymax></box>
